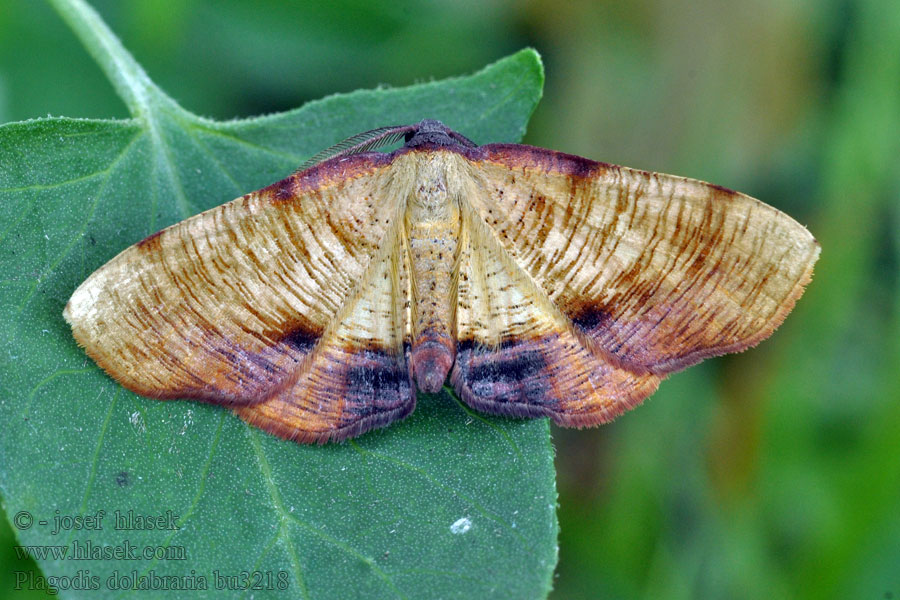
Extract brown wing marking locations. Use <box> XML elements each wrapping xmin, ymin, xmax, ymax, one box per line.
<box><xmin>235</xmin><ymin>223</ymin><xmax>415</xmax><ymax>443</ymax></box>
<box><xmin>464</xmin><ymin>145</ymin><xmax>820</xmax><ymax>375</ymax></box>
<box><xmin>451</xmin><ymin>201</ymin><xmax>661</xmax><ymax>427</ymax></box>
<box><xmin>64</xmin><ymin>153</ymin><xmax>400</xmax><ymax>404</ymax></box>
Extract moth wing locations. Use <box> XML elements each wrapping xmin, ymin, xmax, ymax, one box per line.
<box><xmin>64</xmin><ymin>153</ymin><xmax>405</xmax><ymax>408</ymax></box>
<box><xmin>451</xmin><ymin>201</ymin><xmax>662</xmax><ymax>427</ymax></box>
<box><xmin>235</xmin><ymin>230</ymin><xmax>415</xmax><ymax>443</ymax></box>
<box><xmin>462</xmin><ymin>145</ymin><xmax>819</xmax><ymax>376</ymax></box>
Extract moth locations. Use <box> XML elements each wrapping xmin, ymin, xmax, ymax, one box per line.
<box><xmin>64</xmin><ymin>120</ymin><xmax>820</xmax><ymax>443</ymax></box>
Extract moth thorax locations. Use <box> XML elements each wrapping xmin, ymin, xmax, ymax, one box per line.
<box><xmin>409</xmin><ymin>154</ymin><xmax>462</xmax><ymax>220</ymax></box>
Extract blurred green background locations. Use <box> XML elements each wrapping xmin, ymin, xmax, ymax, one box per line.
<box><xmin>1</xmin><ymin>0</ymin><xmax>898</xmax><ymax>598</ymax></box>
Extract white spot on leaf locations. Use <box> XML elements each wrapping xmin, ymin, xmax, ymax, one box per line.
<box><xmin>179</xmin><ymin>409</ymin><xmax>193</xmax><ymax>434</ymax></box>
<box><xmin>129</xmin><ymin>411</ymin><xmax>145</xmax><ymax>433</ymax></box>
<box><xmin>450</xmin><ymin>517</ymin><xmax>471</xmax><ymax>535</ymax></box>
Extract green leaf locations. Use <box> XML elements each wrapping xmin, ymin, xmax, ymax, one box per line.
<box><xmin>0</xmin><ymin>1</ymin><xmax>556</xmax><ymax>598</ymax></box>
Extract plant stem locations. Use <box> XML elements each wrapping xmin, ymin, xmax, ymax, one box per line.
<box><xmin>47</xmin><ymin>0</ymin><xmax>163</xmax><ymax>120</ymax></box>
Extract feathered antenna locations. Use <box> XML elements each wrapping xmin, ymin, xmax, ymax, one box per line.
<box><xmin>295</xmin><ymin>124</ymin><xmax>417</xmax><ymax>173</ymax></box>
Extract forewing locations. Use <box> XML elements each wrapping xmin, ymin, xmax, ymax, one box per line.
<box><xmin>452</xmin><ymin>201</ymin><xmax>661</xmax><ymax>427</ymax></box>
<box><xmin>64</xmin><ymin>153</ymin><xmax>401</xmax><ymax>406</ymax></box>
<box><xmin>463</xmin><ymin>145</ymin><xmax>820</xmax><ymax>375</ymax></box>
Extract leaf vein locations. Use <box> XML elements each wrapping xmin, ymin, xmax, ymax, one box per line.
<box><xmin>21</xmin><ymin>367</ymin><xmax>100</xmax><ymax>417</ymax></box>
<box><xmin>15</xmin><ymin>132</ymin><xmax>145</xmax><ymax>312</ymax></box>
<box><xmin>246</xmin><ymin>429</ymin><xmax>311</xmax><ymax>600</ymax></box>
<box><xmin>134</xmin><ymin>411</ymin><xmax>227</xmax><ymax>578</ymax></box>
<box><xmin>66</xmin><ymin>386</ymin><xmax>120</xmax><ymax>548</ymax></box>
<box><xmin>185</xmin><ymin>122</ymin><xmax>306</xmax><ymax>165</ymax></box>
